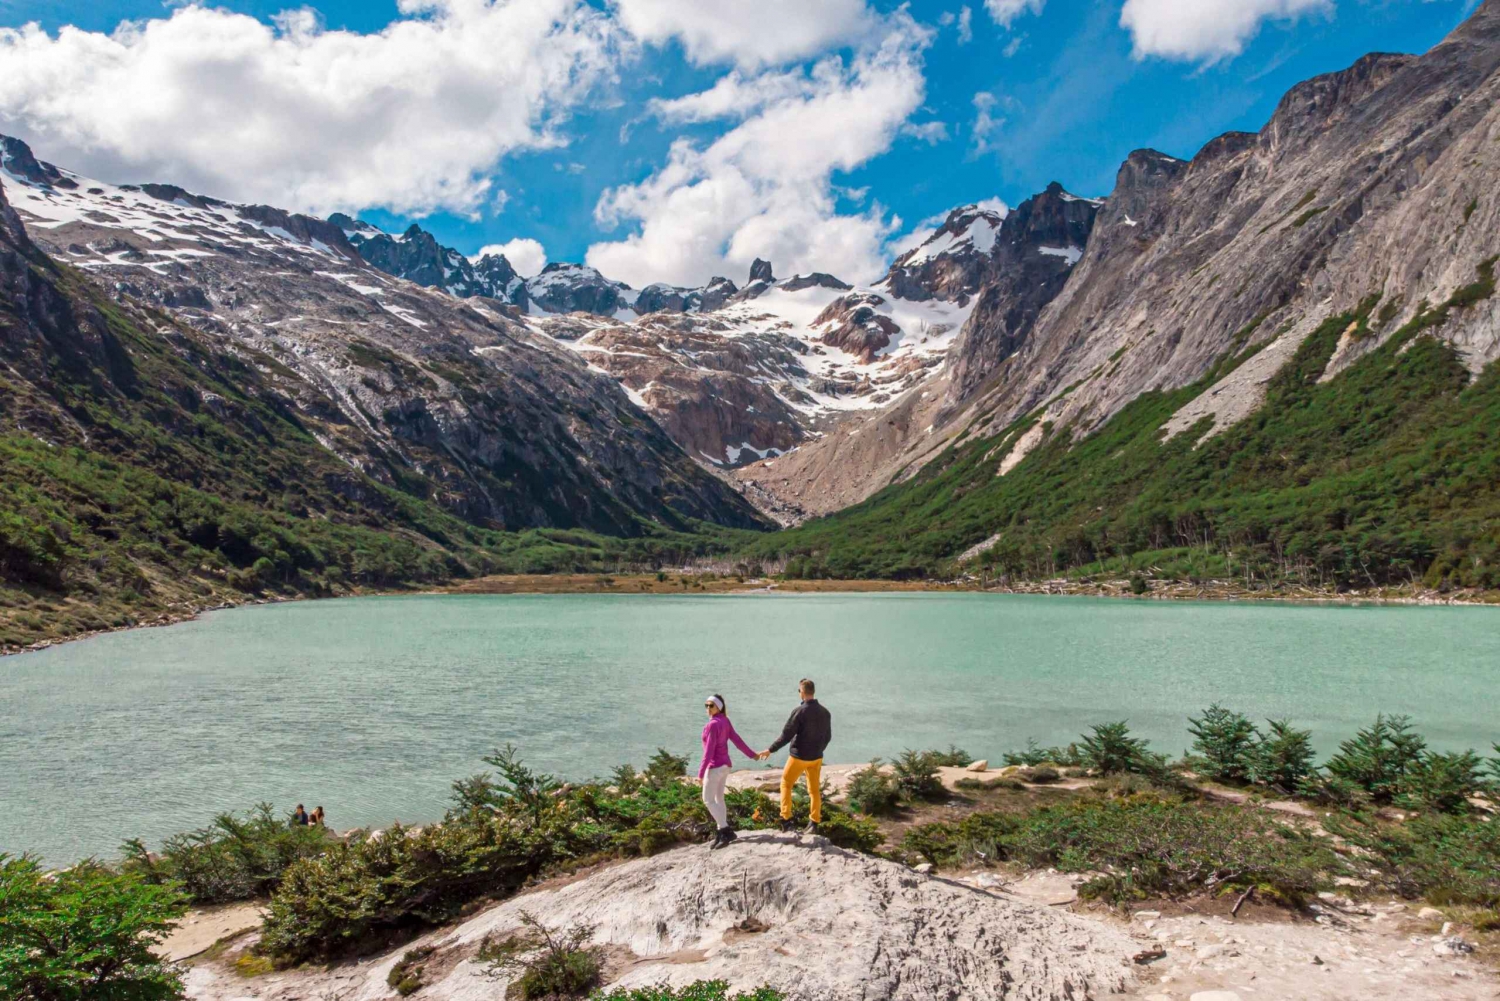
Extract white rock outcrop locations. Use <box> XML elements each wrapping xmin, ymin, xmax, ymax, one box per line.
<box><xmin>186</xmin><ymin>834</ymin><xmax>1139</xmax><ymax>1001</ymax></box>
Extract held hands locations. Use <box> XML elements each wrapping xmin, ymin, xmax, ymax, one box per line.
<box><xmin>756</xmin><ymin>749</ymin><xmax>771</xmax><ymax>762</ymax></box>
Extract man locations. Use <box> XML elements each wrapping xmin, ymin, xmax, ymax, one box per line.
<box><xmin>761</xmin><ymin>678</ymin><xmax>832</xmax><ymax>835</ymax></box>
<box><xmin>291</xmin><ymin>804</ymin><xmax>309</xmax><ymax>827</ymax></box>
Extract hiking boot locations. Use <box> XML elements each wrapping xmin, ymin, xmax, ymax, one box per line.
<box><xmin>720</xmin><ymin>827</ymin><xmax>738</xmax><ymax>845</ymax></box>
<box><xmin>803</xmin><ymin>822</ymin><xmax>820</xmax><ymax>837</ymax></box>
<box><xmin>710</xmin><ymin>827</ymin><xmax>734</xmax><ymax>850</ymax></box>
<box><xmin>779</xmin><ymin>819</ymin><xmax>798</xmax><ymax>833</ymax></box>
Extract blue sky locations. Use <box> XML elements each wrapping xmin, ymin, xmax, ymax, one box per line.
<box><xmin>0</xmin><ymin>0</ymin><xmax>1477</xmax><ymax>285</ymax></box>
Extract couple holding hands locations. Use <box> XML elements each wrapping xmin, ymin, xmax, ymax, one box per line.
<box><xmin>697</xmin><ymin>677</ymin><xmax>832</xmax><ymax>850</ymax></box>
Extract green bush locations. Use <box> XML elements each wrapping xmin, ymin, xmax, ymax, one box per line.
<box><xmin>1188</xmin><ymin>705</ymin><xmax>1259</xmax><ymax>784</ymax></box>
<box><xmin>1327</xmin><ymin>811</ymin><xmax>1500</xmax><ymax>906</ymax></box>
<box><xmin>590</xmin><ymin>982</ymin><xmax>785</xmax><ymax>1001</ymax></box>
<box><xmin>643</xmin><ymin>748</ymin><xmax>691</xmax><ymax>791</ymax></box>
<box><xmin>387</xmin><ymin>946</ymin><xmax>435</xmax><ymax>996</ymax></box>
<box><xmin>892</xmin><ymin>749</ymin><xmax>945</xmax><ymax>802</ymax></box>
<box><xmin>812</xmin><ymin>812</ymin><xmax>885</xmax><ymax>853</ymax></box>
<box><xmin>897</xmin><ymin>812</ymin><xmax>1021</xmax><ymax>869</ymax></box>
<box><xmin>0</xmin><ymin>854</ymin><xmax>187</xmax><ymax>1001</ymax></box>
<box><xmin>1004</xmin><ymin>799</ymin><xmax>1334</xmax><ymax>904</ymax></box>
<box><xmin>121</xmin><ymin>803</ymin><xmax>329</xmax><ymax>905</ymax></box>
<box><xmin>1322</xmin><ymin>714</ymin><xmax>1427</xmax><ymax>805</ymax></box>
<box><xmin>610</xmin><ymin>763</ymin><xmax>644</xmax><ymax>795</ymax></box>
<box><xmin>259</xmin><ymin>811</ymin><xmax>571</xmax><ymax>962</ymax></box>
<box><xmin>1079</xmin><ymin>721</ymin><xmax>1164</xmax><ymax>776</ymax></box>
<box><xmin>1002</xmin><ymin>739</ymin><xmax>1082</xmax><ymax>768</ymax></box>
<box><xmin>1249</xmin><ymin>719</ymin><xmax>1317</xmax><ymax>793</ymax></box>
<box><xmin>1395</xmin><ymin>751</ymin><xmax>1490</xmax><ymax>815</ymax></box>
<box><xmin>927</xmin><ymin>745</ymin><xmax>974</xmax><ymax>767</ymax></box>
<box><xmin>486</xmin><ymin>912</ymin><xmax>602</xmax><ymax>999</ymax></box>
<box><xmin>845</xmin><ymin>760</ymin><xmax>902</xmax><ymax>816</ymax></box>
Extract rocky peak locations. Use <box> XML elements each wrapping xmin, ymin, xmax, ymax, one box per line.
<box><xmin>749</xmin><ymin>258</ymin><xmax>775</xmax><ymax>283</ymax></box>
<box><xmin>527</xmin><ymin>263</ymin><xmax>636</xmax><ymax>316</ymax></box>
<box><xmin>779</xmin><ymin>272</ymin><xmax>853</xmax><ymax>293</ymax></box>
<box><xmin>942</xmin><ymin>182</ymin><xmax>1103</xmax><ymax>403</ymax></box>
<box><xmin>0</xmin><ymin>135</ymin><xmax>75</xmax><ymax>190</ymax></box>
<box><xmin>336</xmin><ymin>217</ymin><xmax>527</xmax><ymax>304</ymax></box>
<box><xmin>879</xmin><ymin>201</ymin><xmax>1008</xmax><ymax>304</ymax></box>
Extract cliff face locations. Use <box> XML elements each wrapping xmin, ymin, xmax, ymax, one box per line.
<box><xmin>735</xmin><ymin>1</ymin><xmax>1500</xmax><ymax>520</ymax></box>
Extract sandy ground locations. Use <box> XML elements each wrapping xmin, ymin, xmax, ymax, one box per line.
<box><xmin>160</xmin><ymin>902</ymin><xmax>264</xmax><ymax>962</ymax></box>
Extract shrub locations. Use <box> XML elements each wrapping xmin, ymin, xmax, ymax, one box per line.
<box><xmin>892</xmin><ymin>750</ymin><xmax>945</xmax><ymax>802</ymax></box>
<box><xmin>121</xmin><ymin>803</ymin><xmax>329</xmax><ymax>905</ymax></box>
<box><xmin>1188</xmin><ymin>705</ymin><xmax>1260</xmax><ymax>784</ymax></box>
<box><xmin>590</xmin><ymin>982</ymin><xmax>785</xmax><ymax>1001</ymax></box>
<box><xmin>1249</xmin><ymin>719</ymin><xmax>1316</xmax><ymax>793</ymax></box>
<box><xmin>1079</xmin><ymin>721</ymin><xmax>1163</xmax><ymax>776</ymax></box>
<box><xmin>643</xmin><ymin>748</ymin><xmax>690</xmax><ymax>791</ymax></box>
<box><xmin>387</xmin><ymin>946</ymin><xmax>435</xmax><ymax>996</ymax></box>
<box><xmin>813</xmin><ymin>812</ymin><xmax>885</xmax><ymax>854</ymax></box>
<box><xmin>0</xmin><ymin>854</ymin><xmax>187</xmax><ymax>1001</ymax></box>
<box><xmin>845</xmin><ymin>760</ymin><xmax>901</xmax><ymax>816</ymax></box>
<box><xmin>486</xmin><ymin>912</ymin><xmax>602</xmax><ymax>999</ymax></box>
<box><xmin>1396</xmin><ymin>751</ymin><xmax>1490</xmax><ymax>815</ymax></box>
<box><xmin>259</xmin><ymin>811</ymin><xmax>571</xmax><ymax>962</ymax></box>
<box><xmin>610</xmin><ymin>763</ymin><xmax>644</xmax><ymax>795</ymax></box>
<box><xmin>928</xmin><ymin>745</ymin><xmax>974</xmax><ymax>767</ymax></box>
<box><xmin>1002</xmin><ymin>739</ymin><xmax>1082</xmax><ymax>768</ymax></box>
<box><xmin>1327</xmin><ymin>811</ymin><xmax>1500</xmax><ymax>906</ymax></box>
<box><xmin>1128</xmin><ymin>573</ymin><xmax>1149</xmax><ymax>595</ymax></box>
<box><xmin>1321</xmin><ymin>714</ymin><xmax>1426</xmax><ymax>805</ymax></box>
<box><xmin>897</xmin><ymin>812</ymin><xmax>1020</xmax><ymax>869</ymax></box>
<box><xmin>1003</xmin><ymin>800</ymin><xmax>1334</xmax><ymax>904</ymax></box>
<box><xmin>482</xmin><ymin>743</ymin><xmax>562</xmax><ymax>819</ymax></box>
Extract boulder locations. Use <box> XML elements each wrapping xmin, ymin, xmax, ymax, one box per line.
<box><xmin>966</xmin><ymin>759</ymin><xmax>989</xmax><ymax>772</ymax></box>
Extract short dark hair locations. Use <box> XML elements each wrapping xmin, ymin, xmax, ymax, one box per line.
<box><xmin>799</xmin><ymin>678</ymin><xmax>815</xmax><ymax>695</ymax></box>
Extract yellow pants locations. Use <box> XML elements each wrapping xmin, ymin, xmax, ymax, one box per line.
<box><xmin>780</xmin><ymin>756</ymin><xmax>823</xmax><ymax>823</ymax></box>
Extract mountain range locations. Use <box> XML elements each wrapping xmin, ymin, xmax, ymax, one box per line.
<box><xmin>3</xmin><ymin>0</ymin><xmax>1499</xmax><ymax>648</ymax></box>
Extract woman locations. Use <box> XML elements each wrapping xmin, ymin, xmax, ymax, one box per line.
<box><xmin>700</xmin><ymin>694</ymin><xmax>761</xmax><ymax>850</ymax></box>
<box><xmin>310</xmin><ymin>806</ymin><xmax>325</xmax><ymax>827</ymax></box>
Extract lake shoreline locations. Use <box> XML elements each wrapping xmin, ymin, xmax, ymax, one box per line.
<box><xmin>6</xmin><ymin>572</ymin><xmax>1496</xmax><ymax>658</ymax></box>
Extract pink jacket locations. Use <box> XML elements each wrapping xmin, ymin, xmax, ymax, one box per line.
<box><xmin>699</xmin><ymin>714</ymin><xmax>757</xmax><ymax>778</ymax></box>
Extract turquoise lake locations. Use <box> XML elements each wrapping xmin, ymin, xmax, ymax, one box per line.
<box><xmin>2</xmin><ymin>592</ymin><xmax>1497</xmax><ymax>865</ymax></box>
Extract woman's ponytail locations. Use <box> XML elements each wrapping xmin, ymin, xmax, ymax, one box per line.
<box><xmin>713</xmin><ymin>693</ymin><xmax>728</xmax><ymax>715</ymax></box>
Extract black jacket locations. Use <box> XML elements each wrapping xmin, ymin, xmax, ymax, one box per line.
<box><xmin>768</xmin><ymin>699</ymin><xmax>832</xmax><ymax>761</ymax></box>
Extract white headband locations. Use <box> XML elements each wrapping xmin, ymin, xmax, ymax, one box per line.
<box><xmin>705</xmin><ymin>696</ymin><xmax>724</xmax><ymax>710</ymax></box>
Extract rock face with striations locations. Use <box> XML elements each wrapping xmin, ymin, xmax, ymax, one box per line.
<box><xmin>943</xmin><ymin>182</ymin><xmax>1101</xmax><ymax>404</ymax></box>
<box><xmin>732</xmin><ymin>1</ymin><xmax>1500</xmax><ymax>520</ymax></box>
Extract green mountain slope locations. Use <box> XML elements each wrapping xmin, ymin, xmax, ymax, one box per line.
<box><xmin>752</xmin><ymin>275</ymin><xmax>1500</xmax><ymax>592</ymax></box>
<box><xmin>0</xmin><ymin>189</ymin><xmax>736</xmax><ymax>651</ymax></box>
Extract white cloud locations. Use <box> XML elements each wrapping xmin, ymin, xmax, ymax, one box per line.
<box><xmin>0</xmin><ymin>0</ymin><xmax>622</xmax><ymax>217</ymax></box>
<box><xmin>957</xmin><ymin>6</ymin><xmax>974</xmax><ymax>44</ymax></box>
<box><xmin>586</xmin><ymin>13</ymin><xmax>932</xmax><ymax>287</ymax></box>
<box><xmin>984</xmin><ymin>0</ymin><xmax>1046</xmax><ymax>28</ymax></box>
<box><xmin>970</xmin><ymin>90</ymin><xmax>1003</xmax><ymax>154</ymax></box>
<box><xmin>609</xmin><ymin>0</ymin><xmax>875</xmax><ymax>70</ymax></box>
<box><xmin>901</xmin><ymin>120</ymin><xmax>950</xmax><ymax>144</ymax></box>
<box><xmin>474</xmin><ymin>237</ymin><xmax>547</xmax><ymax>276</ymax></box>
<box><xmin>1120</xmin><ymin>0</ymin><xmax>1332</xmax><ymax>63</ymax></box>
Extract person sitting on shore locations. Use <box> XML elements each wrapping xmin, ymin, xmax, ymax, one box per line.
<box><xmin>699</xmin><ymin>694</ymin><xmax>761</xmax><ymax>850</ymax></box>
<box><xmin>310</xmin><ymin>806</ymin><xmax>325</xmax><ymax>827</ymax></box>
<box><xmin>291</xmin><ymin>804</ymin><xmax>309</xmax><ymax>826</ymax></box>
<box><xmin>760</xmin><ymin>678</ymin><xmax>832</xmax><ymax>836</ymax></box>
